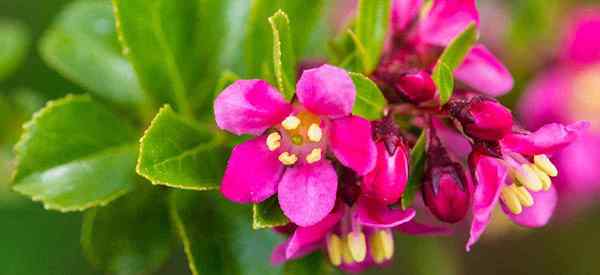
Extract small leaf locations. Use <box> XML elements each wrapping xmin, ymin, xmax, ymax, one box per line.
<box><xmin>137</xmin><ymin>105</ymin><xmax>227</xmax><ymax>191</ymax></box>
<box><xmin>0</xmin><ymin>19</ymin><xmax>30</xmax><ymax>81</ymax></box>
<box><xmin>12</xmin><ymin>95</ymin><xmax>137</xmax><ymax>211</ymax></box>
<box><xmin>350</xmin><ymin>72</ymin><xmax>387</xmax><ymax>120</ymax></box>
<box><xmin>40</xmin><ymin>0</ymin><xmax>146</xmax><ymax>107</ymax></box>
<box><xmin>170</xmin><ymin>190</ymin><xmax>283</xmax><ymax>275</ymax></box>
<box><xmin>402</xmin><ymin>131</ymin><xmax>427</xmax><ymax>209</ymax></box>
<box><xmin>81</xmin><ymin>185</ymin><xmax>173</xmax><ymax>275</ymax></box>
<box><xmin>253</xmin><ymin>196</ymin><xmax>289</xmax><ymax>229</ymax></box>
<box><xmin>431</xmin><ymin>23</ymin><xmax>478</xmax><ymax>104</ymax></box>
<box><xmin>269</xmin><ymin>10</ymin><xmax>296</xmax><ymax>100</ymax></box>
<box><xmin>432</xmin><ymin>62</ymin><xmax>454</xmax><ymax>105</ymax></box>
<box><xmin>355</xmin><ymin>0</ymin><xmax>391</xmax><ymax>73</ymax></box>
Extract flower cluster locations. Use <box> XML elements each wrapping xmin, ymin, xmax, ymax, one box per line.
<box><xmin>213</xmin><ymin>0</ymin><xmax>588</xmax><ymax>271</ymax></box>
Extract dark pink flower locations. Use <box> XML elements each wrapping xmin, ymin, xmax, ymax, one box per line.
<box><xmin>466</xmin><ymin>122</ymin><xmax>589</xmax><ymax>251</ymax></box>
<box><xmin>214</xmin><ymin>64</ymin><xmax>377</xmax><ymax>227</ymax></box>
<box><xmin>362</xmin><ymin>141</ymin><xmax>409</xmax><ymax>205</ymax></box>
<box><xmin>447</xmin><ymin>96</ymin><xmax>513</xmax><ymax>141</ymax></box>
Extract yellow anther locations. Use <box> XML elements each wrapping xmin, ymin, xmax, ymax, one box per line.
<box><xmin>370</xmin><ymin>232</ymin><xmax>386</xmax><ymax>264</ymax></box>
<box><xmin>534</xmin><ymin>154</ymin><xmax>558</xmax><ymax>177</ymax></box>
<box><xmin>341</xmin><ymin>237</ymin><xmax>355</xmax><ymax>265</ymax></box>
<box><xmin>512</xmin><ymin>185</ymin><xmax>534</xmax><ymax>208</ymax></box>
<box><xmin>278</xmin><ymin>152</ymin><xmax>298</xmax><ymax>165</ymax></box>
<box><xmin>347</xmin><ymin>232</ymin><xmax>367</xmax><ymax>262</ymax></box>
<box><xmin>305</xmin><ymin>148</ymin><xmax>322</xmax><ymax>164</ymax></box>
<box><xmin>281</xmin><ymin>115</ymin><xmax>301</xmax><ymax>130</ymax></box>
<box><xmin>532</xmin><ymin>165</ymin><xmax>552</xmax><ymax>191</ymax></box>
<box><xmin>378</xmin><ymin>230</ymin><xmax>394</xmax><ymax>260</ymax></box>
<box><xmin>266</xmin><ymin>132</ymin><xmax>281</xmax><ymax>151</ymax></box>
<box><xmin>515</xmin><ymin>164</ymin><xmax>543</xmax><ymax>192</ymax></box>
<box><xmin>307</xmin><ymin>123</ymin><xmax>323</xmax><ymax>142</ymax></box>
<box><xmin>501</xmin><ymin>186</ymin><xmax>522</xmax><ymax>215</ymax></box>
<box><xmin>326</xmin><ymin>234</ymin><xmax>342</xmax><ymax>267</ymax></box>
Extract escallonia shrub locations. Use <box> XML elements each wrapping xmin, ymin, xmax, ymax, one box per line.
<box><xmin>9</xmin><ymin>0</ymin><xmax>588</xmax><ymax>274</ymax></box>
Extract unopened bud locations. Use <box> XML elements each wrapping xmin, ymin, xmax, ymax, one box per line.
<box><xmin>448</xmin><ymin>96</ymin><xmax>513</xmax><ymax>141</ymax></box>
<box><xmin>395</xmin><ymin>71</ymin><xmax>437</xmax><ymax>103</ymax></box>
<box><xmin>362</xmin><ymin>141</ymin><xmax>409</xmax><ymax>204</ymax></box>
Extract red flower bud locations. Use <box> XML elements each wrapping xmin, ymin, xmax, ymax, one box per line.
<box><xmin>448</xmin><ymin>96</ymin><xmax>513</xmax><ymax>141</ymax></box>
<box><xmin>362</xmin><ymin>141</ymin><xmax>409</xmax><ymax>204</ymax></box>
<box><xmin>395</xmin><ymin>71</ymin><xmax>437</xmax><ymax>103</ymax></box>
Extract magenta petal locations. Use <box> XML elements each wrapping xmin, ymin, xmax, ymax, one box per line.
<box><xmin>355</xmin><ymin>197</ymin><xmax>415</xmax><ymax>228</ymax></box>
<box><xmin>500</xmin><ymin>121</ymin><xmax>590</xmax><ymax>156</ymax></box>
<box><xmin>419</xmin><ymin>0</ymin><xmax>480</xmax><ymax>46</ymax></box>
<box><xmin>391</xmin><ymin>0</ymin><xmax>423</xmax><ymax>33</ymax></box>
<box><xmin>221</xmin><ymin>136</ymin><xmax>284</xmax><ymax>203</ymax></box>
<box><xmin>285</xmin><ymin>209</ymin><xmax>343</xmax><ymax>259</ymax></box>
<box><xmin>454</xmin><ymin>44</ymin><xmax>514</xmax><ymax>96</ymax></box>
<box><xmin>396</xmin><ymin>221</ymin><xmax>453</xmax><ymax>236</ymax></box>
<box><xmin>561</xmin><ymin>10</ymin><xmax>600</xmax><ymax>65</ymax></box>
<box><xmin>296</xmin><ymin>64</ymin><xmax>356</xmax><ymax>117</ymax></box>
<box><xmin>466</xmin><ymin>156</ymin><xmax>508</xmax><ymax>251</ymax></box>
<box><xmin>278</xmin><ymin>161</ymin><xmax>338</xmax><ymax>227</ymax></box>
<box><xmin>329</xmin><ymin>116</ymin><xmax>377</xmax><ymax>175</ymax></box>
<box><xmin>519</xmin><ymin>69</ymin><xmax>571</xmax><ymax>130</ymax></box>
<box><xmin>503</xmin><ymin>185</ymin><xmax>558</xmax><ymax>228</ymax></box>
<box><xmin>271</xmin><ymin>240</ymin><xmax>322</xmax><ymax>265</ymax></box>
<box><xmin>214</xmin><ymin>80</ymin><xmax>292</xmax><ymax>135</ymax></box>
<box><xmin>362</xmin><ymin>142</ymin><xmax>409</xmax><ymax>204</ymax></box>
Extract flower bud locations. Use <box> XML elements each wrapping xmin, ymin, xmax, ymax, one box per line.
<box><xmin>362</xmin><ymin>141</ymin><xmax>409</xmax><ymax>204</ymax></box>
<box><xmin>395</xmin><ymin>71</ymin><xmax>437</xmax><ymax>103</ymax></box>
<box><xmin>448</xmin><ymin>96</ymin><xmax>513</xmax><ymax>141</ymax></box>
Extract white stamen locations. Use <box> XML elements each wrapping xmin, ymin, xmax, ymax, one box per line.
<box><xmin>266</xmin><ymin>132</ymin><xmax>281</xmax><ymax>151</ymax></box>
<box><xmin>305</xmin><ymin>148</ymin><xmax>322</xmax><ymax>164</ymax></box>
<box><xmin>281</xmin><ymin>115</ymin><xmax>301</xmax><ymax>130</ymax></box>
<box><xmin>534</xmin><ymin>154</ymin><xmax>558</xmax><ymax>177</ymax></box>
<box><xmin>515</xmin><ymin>164</ymin><xmax>543</xmax><ymax>192</ymax></box>
<box><xmin>307</xmin><ymin>123</ymin><xmax>323</xmax><ymax>142</ymax></box>
<box><xmin>278</xmin><ymin>152</ymin><xmax>298</xmax><ymax>165</ymax></box>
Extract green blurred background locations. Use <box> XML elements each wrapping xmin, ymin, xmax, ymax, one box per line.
<box><xmin>1</xmin><ymin>0</ymin><xmax>599</xmax><ymax>274</ymax></box>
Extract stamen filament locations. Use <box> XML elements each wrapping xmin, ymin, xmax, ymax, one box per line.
<box><xmin>534</xmin><ymin>154</ymin><xmax>558</xmax><ymax>177</ymax></box>
<box><xmin>531</xmin><ymin>165</ymin><xmax>552</xmax><ymax>191</ymax></box>
<box><xmin>515</xmin><ymin>164</ymin><xmax>543</xmax><ymax>192</ymax></box>
<box><xmin>347</xmin><ymin>231</ymin><xmax>367</xmax><ymax>262</ymax></box>
<box><xmin>501</xmin><ymin>186</ymin><xmax>523</xmax><ymax>214</ymax></box>
<box><xmin>326</xmin><ymin>234</ymin><xmax>342</xmax><ymax>266</ymax></box>
<box><xmin>341</xmin><ymin>236</ymin><xmax>355</xmax><ymax>265</ymax></box>
<box><xmin>512</xmin><ymin>185</ymin><xmax>534</xmax><ymax>207</ymax></box>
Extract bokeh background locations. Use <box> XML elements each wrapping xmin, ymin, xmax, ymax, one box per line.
<box><xmin>1</xmin><ymin>0</ymin><xmax>599</xmax><ymax>274</ymax></box>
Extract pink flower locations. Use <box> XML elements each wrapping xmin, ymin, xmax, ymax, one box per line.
<box><xmin>214</xmin><ymin>64</ymin><xmax>377</xmax><ymax>227</ymax></box>
<box><xmin>466</xmin><ymin>122</ymin><xmax>589</xmax><ymax>251</ymax></box>
<box><xmin>447</xmin><ymin>96</ymin><xmax>513</xmax><ymax>141</ymax></box>
<box><xmin>375</xmin><ymin>0</ymin><xmax>513</xmax><ymax>100</ymax></box>
<box><xmin>271</xmin><ymin>197</ymin><xmax>449</xmax><ymax>271</ymax></box>
<box><xmin>519</xmin><ymin>9</ymin><xmax>600</xmax><ymax>209</ymax></box>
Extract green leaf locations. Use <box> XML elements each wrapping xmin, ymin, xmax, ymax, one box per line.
<box><xmin>137</xmin><ymin>105</ymin><xmax>227</xmax><ymax>191</ymax></box>
<box><xmin>432</xmin><ymin>62</ymin><xmax>454</xmax><ymax>105</ymax></box>
<box><xmin>40</xmin><ymin>0</ymin><xmax>146</xmax><ymax>108</ymax></box>
<box><xmin>112</xmin><ymin>0</ymin><xmax>231</xmax><ymax>116</ymax></box>
<box><xmin>269</xmin><ymin>10</ymin><xmax>296</xmax><ymax>100</ymax></box>
<box><xmin>253</xmin><ymin>196</ymin><xmax>289</xmax><ymax>229</ymax></box>
<box><xmin>170</xmin><ymin>190</ymin><xmax>283</xmax><ymax>275</ymax></box>
<box><xmin>82</xmin><ymin>185</ymin><xmax>173</xmax><ymax>275</ymax></box>
<box><xmin>0</xmin><ymin>19</ymin><xmax>30</xmax><ymax>81</ymax></box>
<box><xmin>12</xmin><ymin>95</ymin><xmax>137</xmax><ymax>211</ymax></box>
<box><xmin>350</xmin><ymin>72</ymin><xmax>387</xmax><ymax>120</ymax></box>
<box><xmin>283</xmin><ymin>252</ymin><xmax>336</xmax><ymax>275</ymax></box>
<box><xmin>402</xmin><ymin>131</ymin><xmax>427</xmax><ymax>209</ymax></box>
<box><xmin>431</xmin><ymin>23</ymin><xmax>478</xmax><ymax>104</ymax></box>
<box><xmin>355</xmin><ymin>0</ymin><xmax>391</xmax><ymax>73</ymax></box>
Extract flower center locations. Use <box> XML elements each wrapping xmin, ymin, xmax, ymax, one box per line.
<box><xmin>501</xmin><ymin>154</ymin><xmax>558</xmax><ymax>214</ymax></box>
<box><xmin>266</xmin><ymin>111</ymin><xmax>325</xmax><ymax>166</ymax></box>
<box><xmin>570</xmin><ymin>65</ymin><xmax>600</xmax><ymax>130</ymax></box>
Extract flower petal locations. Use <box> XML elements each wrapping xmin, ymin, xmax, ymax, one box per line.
<box><xmin>396</xmin><ymin>221</ymin><xmax>453</xmax><ymax>236</ymax></box>
<box><xmin>519</xmin><ymin>69</ymin><xmax>571</xmax><ymax>129</ymax></box>
<box><xmin>271</xmin><ymin>240</ymin><xmax>322</xmax><ymax>265</ymax></box>
<box><xmin>561</xmin><ymin>10</ymin><xmax>600</xmax><ymax>65</ymax></box>
<box><xmin>355</xmin><ymin>197</ymin><xmax>415</xmax><ymax>228</ymax></box>
<box><xmin>329</xmin><ymin>116</ymin><xmax>377</xmax><ymax>175</ymax></box>
<box><xmin>278</xmin><ymin>160</ymin><xmax>338</xmax><ymax>226</ymax></box>
<box><xmin>419</xmin><ymin>0</ymin><xmax>480</xmax><ymax>46</ymax></box>
<box><xmin>362</xmin><ymin>142</ymin><xmax>409</xmax><ymax>204</ymax></box>
<box><xmin>284</xmin><ymin>209</ymin><xmax>344</xmax><ymax>259</ymax></box>
<box><xmin>391</xmin><ymin>0</ymin><xmax>423</xmax><ymax>34</ymax></box>
<box><xmin>214</xmin><ymin>80</ymin><xmax>292</xmax><ymax>135</ymax></box>
<box><xmin>296</xmin><ymin>64</ymin><xmax>356</xmax><ymax>117</ymax></box>
<box><xmin>466</xmin><ymin>156</ymin><xmax>508</xmax><ymax>251</ymax></box>
<box><xmin>500</xmin><ymin>121</ymin><xmax>590</xmax><ymax>156</ymax></box>
<box><xmin>454</xmin><ymin>44</ymin><xmax>513</xmax><ymax>96</ymax></box>
<box><xmin>503</xmin><ymin>185</ymin><xmax>558</xmax><ymax>228</ymax></box>
<box><xmin>220</xmin><ymin>136</ymin><xmax>284</xmax><ymax>203</ymax></box>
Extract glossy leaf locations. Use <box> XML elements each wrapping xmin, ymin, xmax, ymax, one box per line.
<box><xmin>112</xmin><ymin>0</ymin><xmax>230</xmax><ymax>116</ymax></box>
<box><xmin>81</xmin><ymin>185</ymin><xmax>173</xmax><ymax>275</ymax></box>
<box><xmin>402</xmin><ymin>131</ymin><xmax>427</xmax><ymax>209</ymax></box>
<box><xmin>40</xmin><ymin>0</ymin><xmax>146</xmax><ymax>107</ymax></box>
<box><xmin>355</xmin><ymin>0</ymin><xmax>391</xmax><ymax>73</ymax></box>
<box><xmin>350</xmin><ymin>72</ymin><xmax>386</xmax><ymax>120</ymax></box>
<box><xmin>170</xmin><ymin>190</ymin><xmax>283</xmax><ymax>275</ymax></box>
<box><xmin>432</xmin><ymin>23</ymin><xmax>478</xmax><ymax>104</ymax></box>
<box><xmin>269</xmin><ymin>10</ymin><xmax>296</xmax><ymax>100</ymax></box>
<box><xmin>137</xmin><ymin>105</ymin><xmax>227</xmax><ymax>191</ymax></box>
<box><xmin>0</xmin><ymin>19</ymin><xmax>29</xmax><ymax>81</ymax></box>
<box><xmin>12</xmin><ymin>95</ymin><xmax>137</xmax><ymax>211</ymax></box>
<box><xmin>253</xmin><ymin>196</ymin><xmax>289</xmax><ymax>229</ymax></box>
